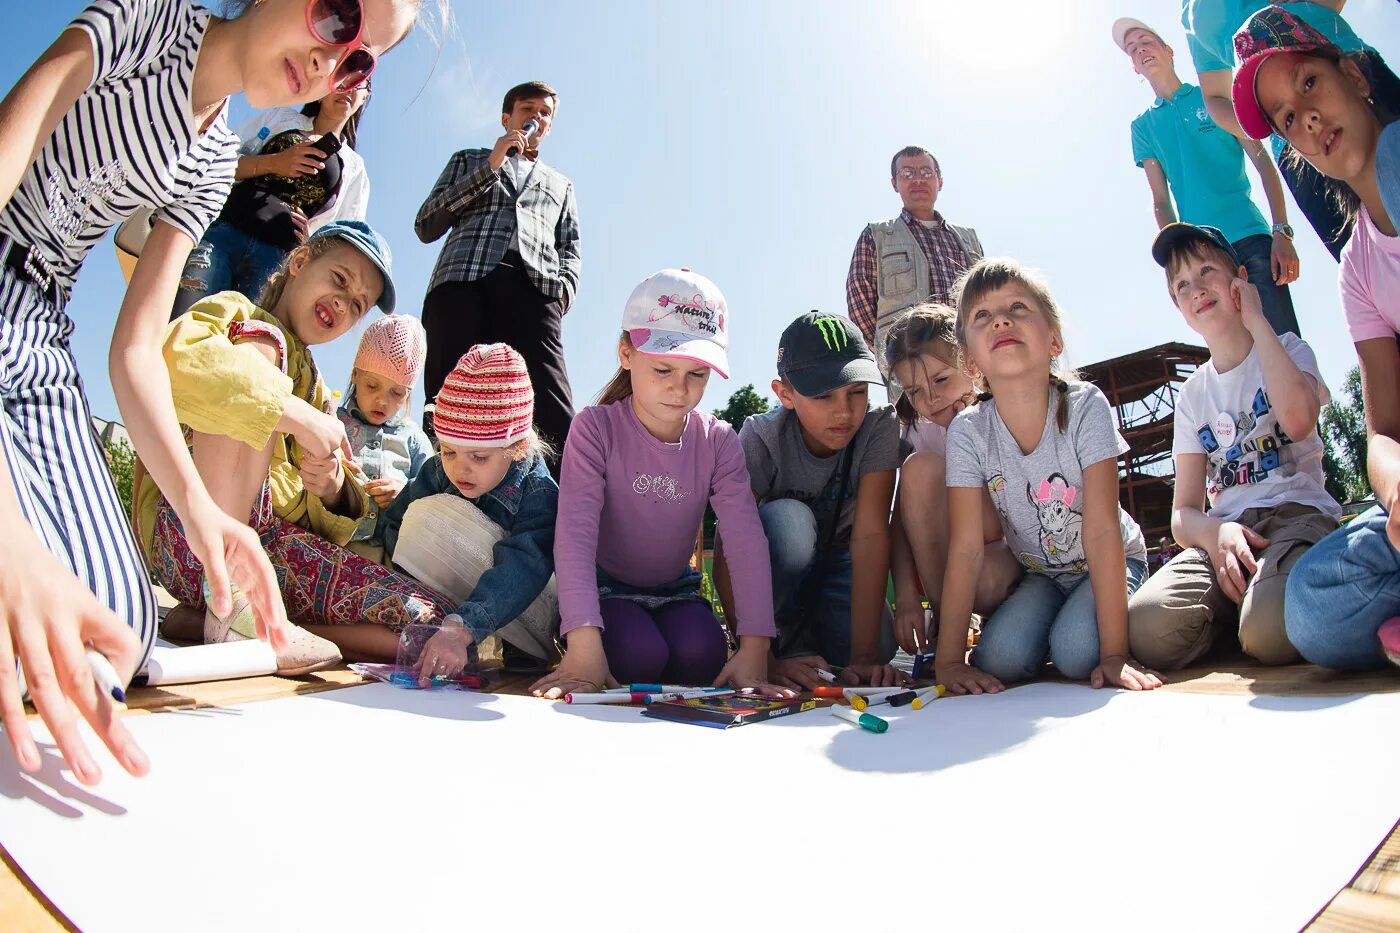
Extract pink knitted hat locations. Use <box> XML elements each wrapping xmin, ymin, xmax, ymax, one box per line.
<box><xmin>433</xmin><ymin>344</ymin><xmax>535</xmax><ymax>448</ymax></box>
<box><xmin>354</xmin><ymin>314</ymin><xmax>426</xmax><ymax>387</ymax></box>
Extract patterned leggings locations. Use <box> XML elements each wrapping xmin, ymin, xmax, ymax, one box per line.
<box><xmin>150</xmin><ymin>484</ymin><xmax>454</xmax><ymax>631</ymax></box>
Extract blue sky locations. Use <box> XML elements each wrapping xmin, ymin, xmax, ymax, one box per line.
<box><xmin>4</xmin><ymin>1</ymin><xmax>1397</xmax><ymax>424</ymax></box>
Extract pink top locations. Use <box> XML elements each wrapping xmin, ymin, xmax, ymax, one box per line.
<box><xmin>554</xmin><ymin>400</ymin><xmax>776</xmax><ymax>638</ymax></box>
<box><xmin>1340</xmin><ymin>204</ymin><xmax>1400</xmax><ymax>343</ymax></box>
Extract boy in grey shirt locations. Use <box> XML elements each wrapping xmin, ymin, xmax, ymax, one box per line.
<box><xmin>714</xmin><ymin>313</ymin><xmax>902</xmax><ymax>689</ymax></box>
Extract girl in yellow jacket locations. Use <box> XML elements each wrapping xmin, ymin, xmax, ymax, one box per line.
<box><xmin>135</xmin><ymin>221</ymin><xmax>453</xmax><ymax>674</ymax></box>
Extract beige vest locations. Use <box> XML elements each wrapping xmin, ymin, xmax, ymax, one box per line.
<box><xmin>869</xmin><ymin>216</ymin><xmax>984</xmax><ymax>381</ymax></box>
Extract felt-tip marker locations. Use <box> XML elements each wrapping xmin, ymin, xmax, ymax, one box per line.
<box><xmin>885</xmin><ymin>689</ymin><xmax>919</xmax><ymax>707</ymax></box>
<box><xmin>831</xmin><ymin>705</ymin><xmax>888</xmax><ymax>733</ymax></box>
<box><xmin>644</xmin><ymin>688</ymin><xmax>736</xmax><ymax>703</ymax></box>
<box><xmin>912</xmin><ymin>685</ymin><xmax>947</xmax><ymax>709</ymax></box>
<box><xmin>86</xmin><ymin>648</ymin><xmax>125</xmax><ymax>703</ymax></box>
<box><xmin>815</xmin><ymin>668</ymin><xmax>837</xmax><ymax>683</ymax></box>
<box><xmin>849</xmin><ymin>687</ymin><xmax>906</xmax><ymax>711</ymax></box>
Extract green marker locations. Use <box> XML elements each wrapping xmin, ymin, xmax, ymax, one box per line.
<box><xmin>831</xmin><ymin>705</ymin><xmax>888</xmax><ymax>733</ymax></box>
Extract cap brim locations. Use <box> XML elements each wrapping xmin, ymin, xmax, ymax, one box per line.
<box><xmin>1233</xmin><ymin>51</ymin><xmax>1284</xmax><ymax>141</ymax></box>
<box><xmin>630</xmin><ymin>329</ymin><xmax>729</xmax><ymax>378</ymax></box>
<box><xmin>1151</xmin><ymin>224</ymin><xmax>1241</xmax><ymax>268</ymax></box>
<box><xmin>783</xmin><ymin>356</ymin><xmax>885</xmax><ymax>397</ymax></box>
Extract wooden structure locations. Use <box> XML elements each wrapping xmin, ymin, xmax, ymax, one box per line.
<box><xmin>1079</xmin><ymin>342</ymin><xmax>1211</xmax><ymax>543</ymax></box>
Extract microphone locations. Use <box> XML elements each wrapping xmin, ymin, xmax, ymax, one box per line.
<box><xmin>507</xmin><ymin>118</ymin><xmax>540</xmax><ymax>157</ymax></box>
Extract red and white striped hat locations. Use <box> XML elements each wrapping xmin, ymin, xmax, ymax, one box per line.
<box><xmin>433</xmin><ymin>344</ymin><xmax>535</xmax><ymax>448</ymax></box>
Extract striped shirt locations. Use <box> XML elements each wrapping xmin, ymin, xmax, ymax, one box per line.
<box><xmin>845</xmin><ymin>209</ymin><xmax>974</xmax><ymax>349</ymax></box>
<box><xmin>0</xmin><ymin>0</ymin><xmax>238</xmax><ymax>298</ymax></box>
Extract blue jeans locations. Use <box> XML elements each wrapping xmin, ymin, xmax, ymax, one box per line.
<box><xmin>1285</xmin><ymin>505</ymin><xmax>1398</xmax><ymax>671</ymax></box>
<box><xmin>1232</xmin><ymin>233</ymin><xmax>1299</xmax><ymax>337</ymax></box>
<box><xmin>972</xmin><ymin>559</ymin><xmax>1150</xmax><ymax>683</ymax></box>
<box><xmin>173</xmin><ymin>221</ymin><xmax>287</xmax><ymax>319</ymax></box>
<box><xmin>759</xmin><ymin>498</ymin><xmax>894</xmax><ymax>666</ymax></box>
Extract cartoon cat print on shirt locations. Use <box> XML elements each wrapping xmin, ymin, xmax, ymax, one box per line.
<box><xmin>1022</xmin><ymin>472</ymin><xmax>1086</xmax><ymax>575</ymax></box>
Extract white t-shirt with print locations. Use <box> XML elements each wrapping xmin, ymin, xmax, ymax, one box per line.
<box><xmin>947</xmin><ymin>381</ymin><xmax>1147</xmax><ymax>586</ymax></box>
<box><xmin>1171</xmin><ymin>333</ymin><xmax>1340</xmax><ymax>522</ymax></box>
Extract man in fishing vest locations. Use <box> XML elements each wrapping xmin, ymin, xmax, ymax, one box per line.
<box><xmin>845</xmin><ymin>146</ymin><xmax>983</xmax><ymax>376</ymax></box>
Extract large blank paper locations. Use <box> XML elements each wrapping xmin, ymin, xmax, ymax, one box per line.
<box><xmin>1</xmin><ymin>683</ymin><xmax>1396</xmax><ymax>932</ymax></box>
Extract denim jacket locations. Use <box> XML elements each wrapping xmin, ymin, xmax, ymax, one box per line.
<box><xmin>337</xmin><ymin>385</ymin><xmax>434</xmax><ymax>542</ymax></box>
<box><xmin>379</xmin><ymin>450</ymin><xmax>559</xmax><ymax>640</ymax></box>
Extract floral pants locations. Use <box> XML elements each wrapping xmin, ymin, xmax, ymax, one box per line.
<box><xmin>150</xmin><ymin>485</ymin><xmax>454</xmax><ymax>631</ymax></box>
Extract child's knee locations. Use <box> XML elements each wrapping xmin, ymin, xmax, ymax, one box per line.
<box><xmin>900</xmin><ymin>451</ymin><xmax>945</xmax><ymax>493</ymax></box>
<box><xmin>971</xmin><ymin>627</ymin><xmax>1043</xmax><ymax>684</ymax></box>
<box><xmin>1238</xmin><ymin>575</ymin><xmax>1298</xmax><ymax>665</ymax></box>
<box><xmin>759</xmin><ymin>499</ymin><xmax>817</xmax><ymax>574</ymax></box>
<box><xmin>1128</xmin><ymin>589</ymin><xmax>1215</xmax><ymax>672</ymax></box>
<box><xmin>234</xmin><ymin>332</ymin><xmax>282</xmax><ymax>365</ymax></box>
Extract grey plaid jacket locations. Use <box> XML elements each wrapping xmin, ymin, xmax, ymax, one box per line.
<box><xmin>414</xmin><ymin>148</ymin><xmax>581</xmax><ymax>306</ymax></box>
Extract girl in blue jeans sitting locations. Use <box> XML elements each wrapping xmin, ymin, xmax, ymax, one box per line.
<box><xmin>936</xmin><ymin>259</ymin><xmax>1163</xmax><ymax>695</ymax></box>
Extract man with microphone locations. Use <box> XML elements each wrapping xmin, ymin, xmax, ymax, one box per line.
<box><xmin>416</xmin><ymin>81</ymin><xmax>581</xmax><ymax>469</ymax></box>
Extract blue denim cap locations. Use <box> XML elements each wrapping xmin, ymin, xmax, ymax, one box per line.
<box><xmin>308</xmin><ymin>219</ymin><xmax>397</xmax><ymax>313</ymax></box>
<box><xmin>1150</xmin><ymin>222</ymin><xmax>1241</xmax><ymax>270</ymax></box>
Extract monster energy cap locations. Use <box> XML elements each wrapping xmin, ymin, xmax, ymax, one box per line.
<box><xmin>622</xmin><ymin>267</ymin><xmax>730</xmax><ymax>378</ymax></box>
<box><xmin>776</xmin><ymin>311</ymin><xmax>884</xmax><ymax>397</ymax></box>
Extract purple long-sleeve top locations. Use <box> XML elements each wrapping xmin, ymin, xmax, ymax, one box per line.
<box><xmin>554</xmin><ymin>400</ymin><xmax>776</xmax><ymax>638</ymax></box>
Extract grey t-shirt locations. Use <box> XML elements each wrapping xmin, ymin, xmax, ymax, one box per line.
<box><xmin>740</xmin><ymin>405</ymin><xmax>900</xmax><ymax>551</ymax></box>
<box><xmin>946</xmin><ymin>381</ymin><xmax>1147</xmax><ymax>586</ymax></box>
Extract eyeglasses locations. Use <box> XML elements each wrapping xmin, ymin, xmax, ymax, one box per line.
<box><xmin>306</xmin><ymin>0</ymin><xmax>376</xmax><ymax>92</ymax></box>
<box><xmin>896</xmin><ymin>167</ymin><xmax>938</xmax><ymax>181</ymax></box>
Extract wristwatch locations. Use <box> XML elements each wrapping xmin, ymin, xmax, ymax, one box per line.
<box><xmin>1272</xmin><ymin>223</ymin><xmax>1294</xmax><ymax>239</ymax></box>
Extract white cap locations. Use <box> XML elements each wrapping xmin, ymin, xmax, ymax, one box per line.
<box><xmin>621</xmin><ymin>268</ymin><xmax>730</xmax><ymax>378</ymax></box>
<box><xmin>1111</xmin><ymin>17</ymin><xmax>1159</xmax><ymax>52</ymax></box>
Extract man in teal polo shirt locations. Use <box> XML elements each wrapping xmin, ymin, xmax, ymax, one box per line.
<box><xmin>1114</xmin><ymin>16</ymin><xmax>1301</xmax><ymax>335</ymax></box>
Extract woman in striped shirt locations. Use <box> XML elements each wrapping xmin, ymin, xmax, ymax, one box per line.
<box><xmin>0</xmin><ymin>0</ymin><xmax>444</xmax><ymax>785</ymax></box>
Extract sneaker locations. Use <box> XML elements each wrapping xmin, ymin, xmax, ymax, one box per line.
<box><xmin>1380</xmin><ymin>617</ymin><xmax>1400</xmax><ymax>668</ymax></box>
<box><xmin>203</xmin><ymin>587</ymin><xmax>342</xmax><ymax>677</ymax></box>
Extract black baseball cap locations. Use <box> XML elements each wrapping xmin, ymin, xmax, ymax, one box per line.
<box><xmin>1151</xmin><ymin>222</ymin><xmax>1241</xmax><ymax>269</ymax></box>
<box><xmin>776</xmin><ymin>311</ymin><xmax>884</xmax><ymax>397</ymax></box>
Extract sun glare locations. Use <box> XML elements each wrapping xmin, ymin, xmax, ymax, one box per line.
<box><xmin>896</xmin><ymin>1</ymin><xmax>1082</xmax><ymax>87</ymax></box>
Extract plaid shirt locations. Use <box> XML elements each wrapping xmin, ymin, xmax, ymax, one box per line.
<box><xmin>845</xmin><ymin>209</ymin><xmax>973</xmax><ymax>348</ymax></box>
<box><xmin>415</xmin><ymin>148</ymin><xmax>581</xmax><ymax>305</ymax></box>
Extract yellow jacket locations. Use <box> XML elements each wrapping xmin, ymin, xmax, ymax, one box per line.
<box><xmin>133</xmin><ymin>291</ymin><xmax>370</xmax><ymax>559</ymax></box>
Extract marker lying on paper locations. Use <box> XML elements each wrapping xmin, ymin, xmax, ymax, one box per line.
<box><xmin>849</xmin><ymin>687</ymin><xmax>906</xmax><ymax>711</ymax></box>
<box><xmin>831</xmin><ymin>705</ymin><xmax>888</xmax><ymax>734</ymax></box>
<box><xmin>604</xmin><ymin>684</ymin><xmax>694</xmax><ymax>694</ymax></box>
<box><xmin>645</xmin><ymin>688</ymin><xmax>736</xmax><ymax>703</ymax></box>
<box><xmin>885</xmin><ymin>689</ymin><xmax>919</xmax><ymax>707</ymax></box>
<box><xmin>812</xmin><ymin>686</ymin><xmax>848</xmax><ymax>699</ymax></box>
<box><xmin>565</xmin><ymin>692</ymin><xmax>650</xmax><ymax>704</ymax></box>
<box><xmin>840</xmin><ymin>686</ymin><xmax>902</xmax><ymax>699</ymax></box>
<box><xmin>911</xmin><ymin>685</ymin><xmax>947</xmax><ymax>709</ymax></box>
<box><xmin>86</xmin><ymin>648</ymin><xmax>125</xmax><ymax>703</ymax></box>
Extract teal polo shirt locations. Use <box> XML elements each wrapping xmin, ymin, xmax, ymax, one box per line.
<box><xmin>1131</xmin><ymin>82</ymin><xmax>1269</xmax><ymax>243</ymax></box>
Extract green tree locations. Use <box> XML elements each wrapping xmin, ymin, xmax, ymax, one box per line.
<box><xmin>1320</xmin><ymin>365</ymin><xmax>1370</xmax><ymax>504</ymax></box>
<box><xmin>104</xmin><ymin>436</ymin><xmax>137</xmax><ymax>519</ymax></box>
<box><xmin>712</xmin><ymin>384</ymin><xmax>773</xmax><ymax>434</ymax></box>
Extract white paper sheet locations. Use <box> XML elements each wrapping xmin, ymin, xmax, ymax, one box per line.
<box><xmin>1</xmin><ymin>683</ymin><xmax>1396</xmax><ymax>932</ymax></box>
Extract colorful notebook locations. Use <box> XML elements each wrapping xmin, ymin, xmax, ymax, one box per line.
<box><xmin>642</xmin><ymin>694</ymin><xmax>818</xmax><ymax>729</ymax></box>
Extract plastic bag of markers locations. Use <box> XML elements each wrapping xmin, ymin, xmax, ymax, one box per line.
<box><xmin>348</xmin><ymin>621</ymin><xmax>498</xmax><ymax>691</ymax></box>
